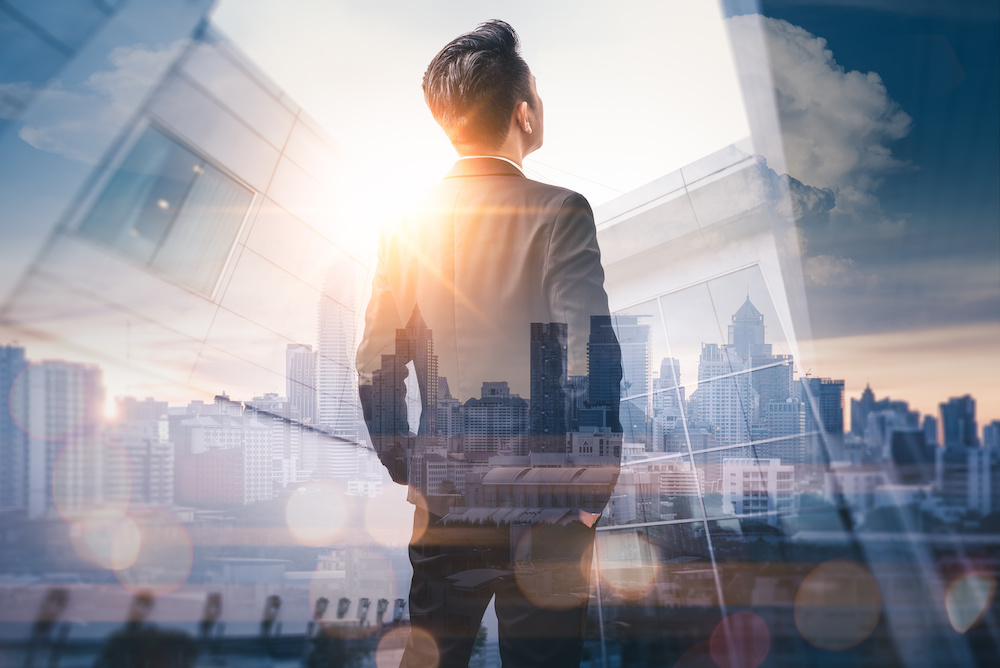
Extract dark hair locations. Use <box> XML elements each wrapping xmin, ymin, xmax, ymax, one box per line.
<box><xmin>422</xmin><ymin>20</ymin><xmax>534</xmax><ymax>149</ymax></box>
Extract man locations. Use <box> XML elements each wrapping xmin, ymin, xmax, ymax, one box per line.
<box><xmin>357</xmin><ymin>20</ymin><xmax>621</xmax><ymax>668</ymax></box>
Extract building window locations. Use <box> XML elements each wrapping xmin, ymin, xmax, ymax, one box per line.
<box><xmin>78</xmin><ymin>126</ymin><xmax>254</xmax><ymax>295</ymax></box>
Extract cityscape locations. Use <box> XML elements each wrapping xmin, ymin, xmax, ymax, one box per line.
<box><xmin>2</xmin><ymin>294</ymin><xmax>997</xmax><ymax>665</ymax></box>
<box><xmin>0</xmin><ymin>0</ymin><xmax>995</xmax><ymax>666</ymax></box>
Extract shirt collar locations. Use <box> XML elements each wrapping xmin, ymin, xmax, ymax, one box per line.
<box><xmin>456</xmin><ymin>155</ymin><xmax>524</xmax><ymax>174</ymax></box>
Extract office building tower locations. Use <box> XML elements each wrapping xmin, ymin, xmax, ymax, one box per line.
<box><xmin>530</xmin><ymin>322</ymin><xmax>568</xmax><ymax>448</ymax></box>
<box><xmin>760</xmin><ymin>398</ymin><xmax>805</xmax><ymax>464</ymax></box>
<box><xmin>435</xmin><ymin>378</ymin><xmax>463</xmax><ymax>438</ymax></box>
<box><xmin>286</xmin><ymin>343</ymin><xmax>317</xmax><ymax>425</ymax></box>
<box><xmin>370</xmin><ymin>306</ymin><xmax>439</xmax><ymax>439</ymax></box>
<box><xmin>566</xmin><ymin>375</ymin><xmax>589</xmax><ymax>433</ymax></box>
<box><xmin>923</xmin><ymin>415</ymin><xmax>939</xmax><ymax>447</ymax></box>
<box><xmin>18</xmin><ymin>360</ymin><xmax>105</xmax><ymax>519</ymax></box>
<box><xmin>851</xmin><ymin>385</ymin><xmax>917</xmax><ymax>437</ymax></box>
<box><xmin>729</xmin><ymin>297</ymin><xmax>766</xmax><ymax>360</ymax></box>
<box><xmin>615</xmin><ymin>314</ymin><xmax>651</xmax><ymax>409</ymax></box>
<box><xmin>318</xmin><ymin>267</ymin><xmax>362</xmax><ymax>438</ymax></box>
<box><xmin>462</xmin><ymin>382</ymin><xmax>528</xmax><ymax>456</ymax></box>
<box><xmin>851</xmin><ymin>384</ymin><xmax>876</xmax><ymax>435</ymax></box>
<box><xmin>696</xmin><ymin>343</ymin><xmax>751</xmax><ymax>448</ymax></box>
<box><xmin>584</xmin><ymin>315</ymin><xmax>623</xmax><ymax>432</ymax></box>
<box><xmin>174</xmin><ymin>401</ymin><xmax>272</xmax><ymax>506</ymax></box>
<box><xmin>941</xmin><ymin>395</ymin><xmax>978</xmax><ymax>449</ymax></box>
<box><xmin>799</xmin><ymin>378</ymin><xmax>845</xmax><ymax>436</ymax></box>
<box><xmin>1</xmin><ymin>346</ymin><xmax>28</xmax><ymax>512</ymax></box>
<box><xmin>984</xmin><ymin>420</ymin><xmax>1000</xmax><ymax>453</ymax></box>
<box><xmin>799</xmin><ymin>377</ymin><xmax>845</xmax><ymax>462</ymax></box>
<box><xmin>105</xmin><ymin>420</ymin><xmax>175</xmax><ymax>508</ymax></box>
<box><xmin>248</xmin><ymin>393</ymin><xmax>304</xmax><ymax>487</ymax></box>
<box><xmin>722</xmin><ymin>458</ymin><xmax>794</xmax><ymax>526</ymax></box>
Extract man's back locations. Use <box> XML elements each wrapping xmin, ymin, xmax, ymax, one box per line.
<box><xmin>357</xmin><ymin>157</ymin><xmax>609</xmax><ymax>405</ymax></box>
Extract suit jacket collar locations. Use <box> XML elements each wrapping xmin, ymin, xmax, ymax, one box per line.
<box><xmin>445</xmin><ymin>157</ymin><xmax>525</xmax><ymax>179</ymax></box>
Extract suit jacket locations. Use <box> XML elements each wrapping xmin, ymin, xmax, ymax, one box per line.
<box><xmin>356</xmin><ymin>157</ymin><xmax>621</xmax><ymax>516</ymax></box>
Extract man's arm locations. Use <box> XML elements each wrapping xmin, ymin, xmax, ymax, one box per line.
<box><xmin>543</xmin><ymin>192</ymin><xmax>623</xmax><ymax>517</ymax></box>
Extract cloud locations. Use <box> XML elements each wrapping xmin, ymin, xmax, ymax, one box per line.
<box><xmin>804</xmin><ymin>254</ymin><xmax>880</xmax><ymax>289</ymax></box>
<box><xmin>16</xmin><ymin>40</ymin><xmax>187</xmax><ymax>163</ymax></box>
<box><xmin>728</xmin><ymin>15</ymin><xmax>911</xmax><ymax>233</ymax></box>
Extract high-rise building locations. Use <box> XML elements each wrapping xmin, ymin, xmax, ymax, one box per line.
<box><xmin>615</xmin><ymin>314</ymin><xmax>651</xmax><ymax>408</ymax></box>
<box><xmin>286</xmin><ymin>343</ymin><xmax>317</xmax><ymax>425</ymax></box>
<box><xmin>105</xmin><ymin>420</ymin><xmax>175</xmax><ymax>508</ymax></box>
<box><xmin>721</xmin><ymin>457</ymin><xmax>795</xmax><ymax>526</ymax></box>
<box><xmin>923</xmin><ymin>415</ymin><xmax>939</xmax><ymax>447</ymax></box>
<box><xmin>174</xmin><ymin>399</ymin><xmax>272</xmax><ymax>506</ymax></box>
<box><xmin>18</xmin><ymin>360</ymin><xmax>105</xmax><ymax>519</ymax></box>
<box><xmin>941</xmin><ymin>395</ymin><xmax>978</xmax><ymax>449</ymax></box>
<box><xmin>984</xmin><ymin>420</ymin><xmax>1000</xmax><ymax>453</ymax></box>
<box><xmin>586</xmin><ymin>315</ymin><xmax>620</xmax><ymax>412</ymax></box>
<box><xmin>248</xmin><ymin>393</ymin><xmax>304</xmax><ymax>488</ymax></box>
<box><xmin>851</xmin><ymin>385</ymin><xmax>917</xmax><ymax>436</ymax></box>
<box><xmin>651</xmin><ymin>358</ymin><xmax>684</xmax><ymax>453</ymax></box>
<box><xmin>317</xmin><ymin>267</ymin><xmax>362</xmax><ymax>439</ymax></box>
<box><xmin>1</xmin><ymin>345</ymin><xmax>28</xmax><ymax>512</ymax></box>
<box><xmin>728</xmin><ymin>297</ymin><xmax>766</xmax><ymax>360</ymax></box>
<box><xmin>851</xmin><ymin>384</ymin><xmax>877</xmax><ymax>436</ymax></box>
<box><xmin>759</xmin><ymin>398</ymin><xmax>805</xmax><ymax>464</ymax></box>
<box><xmin>462</xmin><ymin>382</ymin><xmax>528</xmax><ymax>456</ymax></box>
<box><xmin>369</xmin><ymin>306</ymin><xmax>440</xmax><ymax>447</ymax></box>
<box><xmin>529</xmin><ymin>322</ymin><xmax>568</xmax><ymax>447</ymax></box>
<box><xmin>695</xmin><ymin>343</ymin><xmax>751</xmax><ymax>448</ymax></box>
<box><xmin>799</xmin><ymin>377</ymin><xmax>845</xmax><ymax>463</ymax></box>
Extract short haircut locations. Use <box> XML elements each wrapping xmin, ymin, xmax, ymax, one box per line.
<box><xmin>423</xmin><ymin>20</ymin><xmax>534</xmax><ymax>149</ymax></box>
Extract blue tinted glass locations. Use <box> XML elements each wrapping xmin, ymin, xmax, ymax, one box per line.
<box><xmin>5</xmin><ymin>0</ymin><xmax>110</xmax><ymax>50</ymax></box>
<box><xmin>79</xmin><ymin>127</ymin><xmax>252</xmax><ymax>294</ymax></box>
<box><xmin>0</xmin><ymin>12</ymin><xmax>68</xmax><ymax>90</ymax></box>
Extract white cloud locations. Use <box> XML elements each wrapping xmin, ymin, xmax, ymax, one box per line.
<box><xmin>728</xmin><ymin>15</ymin><xmax>911</xmax><ymax>232</ymax></box>
<box><xmin>16</xmin><ymin>40</ymin><xmax>187</xmax><ymax>163</ymax></box>
<box><xmin>804</xmin><ymin>254</ymin><xmax>880</xmax><ymax>289</ymax></box>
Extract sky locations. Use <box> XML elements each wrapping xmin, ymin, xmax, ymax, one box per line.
<box><xmin>743</xmin><ymin>0</ymin><xmax>1000</xmax><ymax>425</ymax></box>
<box><xmin>211</xmin><ymin>0</ymin><xmax>999</xmax><ymax>427</ymax></box>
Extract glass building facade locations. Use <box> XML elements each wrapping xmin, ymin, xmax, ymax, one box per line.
<box><xmin>0</xmin><ymin>1</ymin><xmax>996</xmax><ymax>667</ymax></box>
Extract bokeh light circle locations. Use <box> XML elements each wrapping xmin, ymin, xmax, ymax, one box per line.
<box><xmin>946</xmin><ymin>573</ymin><xmax>996</xmax><ymax>633</ymax></box>
<box><xmin>52</xmin><ymin>440</ymin><xmax>131</xmax><ymax>525</ymax></box>
<box><xmin>594</xmin><ymin>531</ymin><xmax>659</xmax><ymax>601</ymax></box>
<box><xmin>363</xmin><ymin>484</ymin><xmax>425</xmax><ymax>547</ymax></box>
<box><xmin>794</xmin><ymin>560</ymin><xmax>881</xmax><ymax>651</ymax></box>
<box><xmin>709</xmin><ymin>611</ymin><xmax>770</xmax><ymax>668</ymax></box>
<box><xmin>376</xmin><ymin>626</ymin><xmax>439</xmax><ymax>668</ymax></box>
<box><xmin>114</xmin><ymin>508</ymin><xmax>194</xmax><ymax>597</ymax></box>
<box><xmin>7</xmin><ymin>367</ymin><xmax>94</xmax><ymax>442</ymax></box>
<box><xmin>285</xmin><ymin>481</ymin><xmax>351</xmax><ymax>546</ymax></box>
<box><xmin>69</xmin><ymin>511</ymin><xmax>141</xmax><ymax>571</ymax></box>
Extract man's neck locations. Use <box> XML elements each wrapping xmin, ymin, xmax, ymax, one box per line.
<box><xmin>456</xmin><ymin>154</ymin><xmax>524</xmax><ymax>174</ymax></box>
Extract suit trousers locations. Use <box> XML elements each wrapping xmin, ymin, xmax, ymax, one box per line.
<box><xmin>401</xmin><ymin>506</ymin><xmax>597</xmax><ymax>668</ymax></box>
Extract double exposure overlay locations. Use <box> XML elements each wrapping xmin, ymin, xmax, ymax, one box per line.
<box><xmin>0</xmin><ymin>1</ymin><xmax>997</xmax><ymax>667</ymax></box>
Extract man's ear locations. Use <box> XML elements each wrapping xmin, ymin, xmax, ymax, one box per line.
<box><xmin>516</xmin><ymin>100</ymin><xmax>531</xmax><ymax>134</ymax></box>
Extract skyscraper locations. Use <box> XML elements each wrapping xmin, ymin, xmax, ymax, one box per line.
<box><xmin>585</xmin><ymin>315</ymin><xmax>623</xmax><ymax>431</ymax></box>
<box><xmin>799</xmin><ymin>377</ymin><xmax>845</xmax><ymax>462</ymax></box>
<box><xmin>0</xmin><ymin>346</ymin><xmax>28</xmax><ymax>512</ymax></box>
<box><xmin>530</xmin><ymin>322</ymin><xmax>568</xmax><ymax>447</ymax></box>
<box><xmin>17</xmin><ymin>360</ymin><xmax>105</xmax><ymax>519</ymax></box>
<box><xmin>317</xmin><ymin>267</ymin><xmax>362</xmax><ymax>438</ymax></box>
<box><xmin>696</xmin><ymin>343</ymin><xmax>751</xmax><ymax>448</ymax></box>
<box><xmin>286</xmin><ymin>343</ymin><xmax>317</xmax><ymax>425</ymax></box>
<box><xmin>317</xmin><ymin>267</ymin><xmax>364</xmax><ymax>479</ymax></box>
<box><xmin>941</xmin><ymin>395</ymin><xmax>978</xmax><ymax>449</ymax></box>
<box><xmin>370</xmin><ymin>306</ymin><xmax>440</xmax><ymax>437</ymax></box>
<box><xmin>729</xmin><ymin>297</ymin><xmax>766</xmax><ymax>360</ymax></box>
